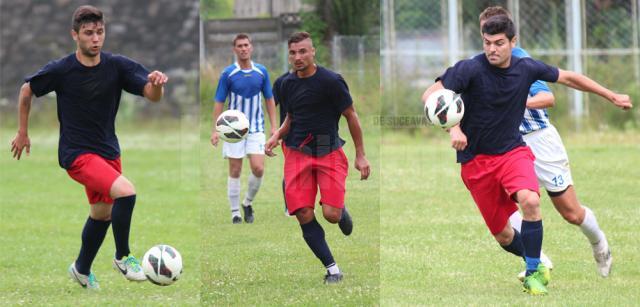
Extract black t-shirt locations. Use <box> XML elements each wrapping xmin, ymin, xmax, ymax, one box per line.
<box><xmin>272</xmin><ymin>71</ymin><xmax>290</xmax><ymax>126</ymax></box>
<box><xmin>437</xmin><ymin>54</ymin><xmax>559</xmax><ymax>163</ymax></box>
<box><xmin>25</xmin><ymin>52</ymin><xmax>150</xmax><ymax>169</ymax></box>
<box><xmin>278</xmin><ymin>66</ymin><xmax>353</xmax><ymax>156</ymax></box>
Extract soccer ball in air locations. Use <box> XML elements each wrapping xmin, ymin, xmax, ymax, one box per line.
<box><xmin>142</xmin><ymin>244</ymin><xmax>183</xmax><ymax>286</ymax></box>
<box><xmin>424</xmin><ymin>89</ymin><xmax>465</xmax><ymax>128</ymax></box>
<box><xmin>216</xmin><ymin>110</ymin><xmax>250</xmax><ymax>143</ymax></box>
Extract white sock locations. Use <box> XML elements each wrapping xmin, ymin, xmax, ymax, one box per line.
<box><xmin>509</xmin><ymin>210</ymin><xmax>523</xmax><ymax>233</ymax></box>
<box><xmin>243</xmin><ymin>173</ymin><xmax>262</xmax><ymax>207</ymax></box>
<box><xmin>580</xmin><ymin>206</ymin><xmax>606</xmax><ymax>245</ymax></box>
<box><xmin>326</xmin><ymin>263</ymin><xmax>340</xmax><ymax>275</ymax></box>
<box><xmin>228</xmin><ymin>176</ymin><xmax>241</xmax><ymax>217</ymax></box>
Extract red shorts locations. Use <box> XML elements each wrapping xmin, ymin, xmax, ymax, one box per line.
<box><xmin>67</xmin><ymin>153</ymin><xmax>122</xmax><ymax>204</ymax></box>
<box><xmin>283</xmin><ymin>147</ymin><xmax>348</xmax><ymax>215</ymax></box>
<box><xmin>460</xmin><ymin>146</ymin><xmax>539</xmax><ymax>235</ymax></box>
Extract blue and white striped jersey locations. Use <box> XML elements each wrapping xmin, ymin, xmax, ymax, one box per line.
<box><xmin>215</xmin><ymin>61</ymin><xmax>273</xmax><ymax>134</ymax></box>
<box><xmin>513</xmin><ymin>47</ymin><xmax>552</xmax><ymax>134</ymax></box>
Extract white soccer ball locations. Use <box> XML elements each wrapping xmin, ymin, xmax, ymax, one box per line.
<box><xmin>216</xmin><ymin>110</ymin><xmax>250</xmax><ymax>143</ymax></box>
<box><xmin>424</xmin><ymin>89</ymin><xmax>465</xmax><ymax>128</ymax></box>
<box><xmin>142</xmin><ymin>244</ymin><xmax>183</xmax><ymax>286</ymax></box>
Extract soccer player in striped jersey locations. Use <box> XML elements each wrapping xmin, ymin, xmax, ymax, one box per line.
<box><xmin>211</xmin><ymin>33</ymin><xmax>277</xmax><ymax>224</ymax></box>
<box><xmin>480</xmin><ymin>6</ymin><xmax>613</xmax><ymax>279</ymax></box>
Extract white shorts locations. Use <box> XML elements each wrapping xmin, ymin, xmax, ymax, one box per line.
<box><xmin>523</xmin><ymin>125</ymin><xmax>573</xmax><ymax>192</ymax></box>
<box><xmin>222</xmin><ymin>132</ymin><xmax>265</xmax><ymax>159</ymax></box>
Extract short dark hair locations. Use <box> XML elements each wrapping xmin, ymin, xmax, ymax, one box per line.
<box><xmin>479</xmin><ymin>6</ymin><xmax>512</xmax><ymax>22</ymax></box>
<box><xmin>72</xmin><ymin>5</ymin><xmax>104</xmax><ymax>33</ymax></box>
<box><xmin>232</xmin><ymin>33</ymin><xmax>251</xmax><ymax>46</ymax></box>
<box><xmin>288</xmin><ymin>31</ymin><xmax>311</xmax><ymax>47</ymax></box>
<box><xmin>481</xmin><ymin>15</ymin><xmax>516</xmax><ymax>40</ymax></box>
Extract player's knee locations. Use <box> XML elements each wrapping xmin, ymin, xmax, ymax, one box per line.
<box><xmin>494</xmin><ymin>225</ymin><xmax>514</xmax><ymax>245</ymax></box>
<box><xmin>251</xmin><ymin>165</ymin><xmax>264</xmax><ymax>177</ymax></box>
<box><xmin>294</xmin><ymin>207</ymin><xmax>314</xmax><ymax>224</ymax></box>
<box><xmin>323</xmin><ymin>210</ymin><xmax>341</xmax><ymax>224</ymax></box>
<box><xmin>519</xmin><ymin>192</ymin><xmax>540</xmax><ymax>210</ymax></box>
<box><xmin>561</xmin><ymin>210</ymin><xmax>582</xmax><ymax>225</ymax></box>
<box><xmin>110</xmin><ymin>176</ymin><xmax>136</xmax><ymax>199</ymax></box>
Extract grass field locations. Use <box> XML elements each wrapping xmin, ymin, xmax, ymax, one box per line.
<box><xmin>199</xmin><ymin>117</ymin><xmax>381</xmax><ymax>305</ymax></box>
<box><xmin>0</xmin><ymin>122</ymin><xmax>201</xmax><ymax>305</ymax></box>
<box><xmin>380</xmin><ymin>130</ymin><xmax>640</xmax><ymax>305</ymax></box>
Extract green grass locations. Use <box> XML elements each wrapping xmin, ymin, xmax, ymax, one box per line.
<box><xmin>380</xmin><ymin>130</ymin><xmax>640</xmax><ymax>305</ymax></box>
<box><xmin>199</xmin><ymin>115</ymin><xmax>381</xmax><ymax>305</ymax></box>
<box><xmin>0</xmin><ymin>122</ymin><xmax>201</xmax><ymax>305</ymax></box>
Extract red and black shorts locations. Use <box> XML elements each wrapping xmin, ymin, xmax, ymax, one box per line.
<box><xmin>283</xmin><ymin>147</ymin><xmax>348</xmax><ymax>215</ymax></box>
<box><xmin>67</xmin><ymin>153</ymin><xmax>121</xmax><ymax>204</ymax></box>
<box><xmin>460</xmin><ymin>146</ymin><xmax>539</xmax><ymax>235</ymax></box>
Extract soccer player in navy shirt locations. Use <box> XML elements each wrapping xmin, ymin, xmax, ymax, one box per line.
<box><xmin>422</xmin><ymin>15</ymin><xmax>631</xmax><ymax>295</ymax></box>
<box><xmin>480</xmin><ymin>6</ymin><xmax>614</xmax><ymax>281</ymax></box>
<box><xmin>265</xmin><ymin>32</ymin><xmax>371</xmax><ymax>284</ymax></box>
<box><xmin>211</xmin><ymin>33</ymin><xmax>277</xmax><ymax>224</ymax></box>
<box><xmin>10</xmin><ymin>5</ymin><xmax>168</xmax><ymax>290</ymax></box>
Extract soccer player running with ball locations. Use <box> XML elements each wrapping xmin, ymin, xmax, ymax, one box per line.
<box><xmin>265</xmin><ymin>32</ymin><xmax>371</xmax><ymax>284</ymax></box>
<box><xmin>422</xmin><ymin>16</ymin><xmax>631</xmax><ymax>295</ymax></box>
<box><xmin>480</xmin><ymin>6</ymin><xmax>614</xmax><ymax>280</ymax></box>
<box><xmin>10</xmin><ymin>5</ymin><xmax>168</xmax><ymax>289</ymax></box>
<box><xmin>211</xmin><ymin>33</ymin><xmax>277</xmax><ymax>224</ymax></box>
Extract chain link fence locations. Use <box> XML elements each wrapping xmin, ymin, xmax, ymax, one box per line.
<box><xmin>382</xmin><ymin>0</ymin><xmax>640</xmax><ymax>131</ymax></box>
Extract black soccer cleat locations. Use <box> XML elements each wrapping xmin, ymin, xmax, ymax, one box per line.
<box><xmin>232</xmin><ymin>216</ymin><xmax>242</xmax><ymax>224</ymax></box>
<box><xmin>338</xmin><ymin>207</ymin><xmax>353</xmax><ymax>236</ymax></box>
<box><xmin>324</xmin><ymin>272</ymin><xmax>343</xmax><ymax>284</ymax></box>
<box><xmin>243</xmin><ymin>205</ymin><xmax>254</xmax><ymax>224</ymax></box>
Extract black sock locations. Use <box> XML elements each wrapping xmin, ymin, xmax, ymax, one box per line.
<box><xmin>522</xmin><ymin>220</ymin><xmax>543</xmax><ymax>275</ymax></box>
<box><xmin>112</xmin><ymin>195</ymin><xmax>136</xmax><ymax>259</ymax></box>
<box><xmin>76</xmin><ymin>217</ymin><xmax>111</xmax><ymax>275</ymax></box>
<box><xmin>500</xmin><ymin>228</ymin><xmax>525</xmax><ymax>258</ymax></box>
<box><xmin>300</xmin><ymin>218</ymin><xmax>335</xmax><ymax>268</ymax></box>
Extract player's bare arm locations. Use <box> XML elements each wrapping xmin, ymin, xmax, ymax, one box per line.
<box><xmin>557</xmin><ymin>69</ymin><xmax>633</xmax><ymax>110</ymax></box>
<box><xmin>210</xmin><ymin>102</ymin><xmax>225</xmax><ymax>147</ymax></box>
<box><xmin>526</xmin><ymin>91</ymin><xmax>555</xmax><ymax>109</ymax></box>
<box><xmin>143</xmin><ymin>70</ymin><xmax>168</xmax><ymax>102</ymax></box>
<box><xmin>11</xmin><ymin>83</ymin><xmax>34</xmax><ymax>160</ymax></box>
<box><xmin>343</xmin><ymin>106</ymin><xmax>370</xmax><ymax>180</ymax></box>
<box><xmin>264</xmin><ymin>97</ymin><xmax>278</xmax><ymax>137</ymax></box>
<box><xmin>265</xmin><ymin>113</ymin><xmax>291</xmax><ymax>157</ymax></box>
<box><xmin>421</xmin><ymin>80</ymin><xmax>445</xmax><ymax>103</ymax></box>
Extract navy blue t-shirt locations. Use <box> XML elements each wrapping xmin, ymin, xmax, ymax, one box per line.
<box><xmin>272</xmin><ymin>71</ymin><xmax>291</xmax><ymax>126</ymax></box>
<box><xmin>437</xmin><ymin>54</ymin><xmax>559</xmax><ymax>163</ymax></box>
<box><xmin>278</xmin><ymin>66</ymin><xmax>353</xmax><ymax>156</ymax></box>
<box><xmin>25</xmin><ymin>52</ymin><xmax>150</xmax><ymax>169</ymax></box>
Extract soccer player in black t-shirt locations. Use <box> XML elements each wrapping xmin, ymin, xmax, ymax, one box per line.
<box><xmin>10</xmin><ymin>5</ymin><xmax>168</xmax><ymax>290</ymax></box>
<box><xmin>265</xmin><ymin>32</ymin><xmax>371</xmax><ymax>284</ymax></box>
<box><xmin>422</xmin><ymin>16</ymin><xmax>631</xmax><ymax>295</ymax></box>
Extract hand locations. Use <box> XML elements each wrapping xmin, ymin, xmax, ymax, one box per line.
<box><xmin>355</xmin><ymin>154</ymin><xmax>370</xmax><ymax>180</ymax></box>
<box><xmin>11</xmin><ymin>132</ymin><xmax>30</xmax><ymax>160</ymax></box>
<box><xmin>611</xmin><ymin>93</ymin><xmax>632</xmax><ymax>110</ymax></box>
<box><xmin>210</xmin><ymin>131</ymin><xmax>219</xmax><ymax>147</ymax></box>
<box><xmin>265</xmin><ymin>132</ymin><xmax>280</xmax><ymax>157</ymax></box>
<box><xmin>147</xmin><ymin>71</ymin><xmax>168</xmax><ymax>87</ymax></box>
<box><xmin>448</xmin><ymin>125</ymin><xmax>467</xmax><ymax>151</ymax></box>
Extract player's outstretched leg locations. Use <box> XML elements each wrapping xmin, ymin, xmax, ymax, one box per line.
<box><xmin>549</xmin><ymin>186</ymin><xmax>612</xmax><ymax>277</ymax></box>
<box><xmin>578</xmin><ymin>206</ymin><xmax>612</xmax><ymax>277</ymax></box>
<box><xmin>297</xmin><ymin>208</ymin><xmax>343</xmax><ymax>284</ymax></box>
<box><xmin>510</xmin><ymin>210</ymin><xmax>553</xmax><ymax>281</ymax></box>
<box><xmin>70</xmin><ymin>215</ymin><xmax>110</xmax><ymax>289</ymax></box>
<box><xmin>110</xmin><ymin>177</ymin><xmax>145</xmax><ymax>281</ymax></box>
